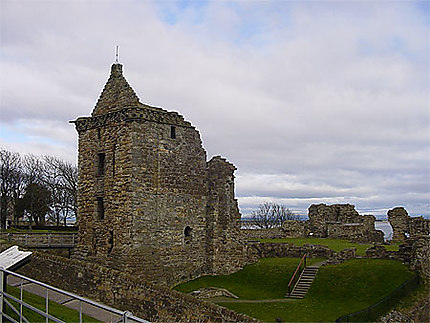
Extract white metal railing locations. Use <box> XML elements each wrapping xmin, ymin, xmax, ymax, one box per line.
<box><xmin>0</xmin><ymin>268</ymin><xmax>150</xmax><ymax>323</ymax></box>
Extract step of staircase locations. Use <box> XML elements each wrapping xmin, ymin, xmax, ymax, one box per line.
<box><xmin>288</xmin><ymin>266</ymin><xmax>320</xmax><ymax>299</ymax></box>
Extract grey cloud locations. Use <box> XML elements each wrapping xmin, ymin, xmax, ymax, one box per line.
<box><xmin>1</xmin><ymin>1</ymin><xmax>428</xmax><ymax>217</ymax></box>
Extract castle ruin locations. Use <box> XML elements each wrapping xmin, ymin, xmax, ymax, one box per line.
<box><xmin>388</xmin><ymin>207</ymin><xmax>430</xmax><ymax>241</ymax></box>
<box><xmin>307</xmin><ymin>203</ymin><xmax>384</xmax><ymax>242</ymax></box>
<box><xmin>71</xmin><ymin>63</ymin><xmax>247</xmax><ymax>285</ymax></box>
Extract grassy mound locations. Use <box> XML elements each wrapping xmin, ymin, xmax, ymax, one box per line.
<box><xmin>175</xmin><ymin>257</ymin><xmax>324</xmax><ymax>300</ymax></box>
<box><xmin>175</xmin><ymin>257</ymin><xmax>415</xmax><ymax>322</ymax></box>
<box><xmin>220</xmin><ymin>259</ymin><xmax>415</xmax><ymax>322</ymax></box>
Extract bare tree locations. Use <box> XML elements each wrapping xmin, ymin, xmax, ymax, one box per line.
<box><xmin>0</xmin><ymin>149</ymin><xmax>22</xmax><ymax>229</ymax></box>
<box><xmin>1</xmin><ymin>148</ymin><xmax>78</xmax><ymax>229</ymax></box>
<box><xmin>250</xmin><ymin>202</ymin><xmax>299</xmax><ymax>229</ymax></box>
<box><xmin>43</xmin><ymin>156</ymin><xmax>77</xmax><ymax>226</ymax></box>
<box><xmin>22</xmin><ymin>153</ymin><xmax>45</xmax><ymax>185</ymax></box>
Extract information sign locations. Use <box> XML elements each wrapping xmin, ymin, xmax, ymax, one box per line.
<box><xmin>0</xmin><ymin>246</ymin><xmax>32</xmax><ymax>270</ymax></box>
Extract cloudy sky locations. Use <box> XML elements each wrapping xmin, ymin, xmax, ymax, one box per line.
<box><xmin>1</xmin><ymin>0</ymin><xmax>429</xmax><ymax>218</ymax></box>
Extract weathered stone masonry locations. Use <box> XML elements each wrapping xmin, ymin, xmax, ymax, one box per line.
<box><xmin>388</xmin><ymin>207</ymin><xmax>430</xmax><ymax>242</ymax></box>
<box><xmin>71</xmin><ymin>63</ymin><xmax>248</xmax><ymax>285</ymax></box>
<box><xmin>242</xmin><ymin>203</ymin><xmax>384</xmax><ymax>243</ymax></box>
<box><xmin>307</xmin><ymin>204</ymin><xmax>384</xmax><ymax>243</ymax></box>
<box><xmin>12</xmin><ymin>249</ymin><xmax>259</xmax><ymax>323</ymax></box>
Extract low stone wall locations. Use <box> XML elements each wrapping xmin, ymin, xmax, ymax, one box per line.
<box><xmin>410</xmin><ymin>236</ymin><xmax>430</xmax><ymax>281</ymax></box>
<box><xmin>0</xmin><ymin>232</ymin><xmax>76</xmax><ymax>248</ymax></box>
<box><xmin>15</xmin><ymin>251</ymin><xmax>260</xmax><ymax>323</ymax></box>
<box><xmin>249</xmin><ymin>242</ymin><xmax>335</xmax><ymax>259</ymax></box>
<box><xmin>241</xmin><ymin>228</ymin><xmax>286</xmax><ymax>240</ymax></box>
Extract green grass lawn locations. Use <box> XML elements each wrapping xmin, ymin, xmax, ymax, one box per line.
<box><xmin>259</xmin><ymin>237</ymin><xmax>399</xmax><ymax>256</ymax></box>
<box><xmin>176</xmin><ymin>257</ymin><xmax>415</xmax><ymax>322</ymax></box>
<box><xmin>220</xmin><ymin>259</ymin><xmax>415</xmax><ymax>322</ymax></box>
<box><xmin>4</xmin><ymin>285</ymin><xmax>100</xmax><ymax>322</ymax></box>
<box><xmin>175</xmin><ymin>257</ymin><xmax>324</xmax><ymax>300</ymax></box>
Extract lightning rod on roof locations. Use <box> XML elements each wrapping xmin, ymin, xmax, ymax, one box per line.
<box><xmin>115</xmin><ymin>46</ymin><xmax>119</xmax><ymax>63</ymax></box>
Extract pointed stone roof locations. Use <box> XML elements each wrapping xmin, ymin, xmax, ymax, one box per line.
<box><xmin>92</xmin><ymin>63</ymin><xmax>141</xmax><ymax>116</ymax></box>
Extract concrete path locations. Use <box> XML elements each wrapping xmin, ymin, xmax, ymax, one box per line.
<box><xmin>6</xmin><ymin>275</ymin><xmax>123</xmax><ymax>322</ymax></box>
<box><xmin>209</xmin><ymin>297</ymin><xmax>297</xmax><ymax>303</ymax></box>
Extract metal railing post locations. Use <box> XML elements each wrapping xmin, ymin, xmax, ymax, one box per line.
<box><xmin>20</xmin><ymin>280</ymin><xmax>23</xmax><ymax>323</ymax></box>
<box><xmin>45</xmin><ymin>288</ymin><xmax>49</xmax><ymax>323</ymax></box>
<box><xmin>1</xmin><ymin>269</ymin><xmax>150</xmax><ymax>323</ymax></box>
<box><xmin>0</xmin><ymin>269</ymin><xmax>4</xmax><ymax>323</ymax></box>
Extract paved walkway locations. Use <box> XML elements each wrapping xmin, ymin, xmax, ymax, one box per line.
<box><xmin>7</xmin><ymin>275</ymin><xmax>123</xmax><ymax>322</ymax></box>
<box><xmin>210</xmin><ymin>297</ymin><xmax>297</xmax><ymax>303</ymax></box>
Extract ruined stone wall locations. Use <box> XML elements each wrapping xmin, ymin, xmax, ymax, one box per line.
<box><xmin>241</xmin><ymin>221</ymin><xmax>309</xmax><ymax>240</ymax></box>
<box><xmin>125</xmin><ymin>121</ymin><xmax>209</xmax><ymax>285</ymax></box>
<box><xmin>206</xmin><ymin>156</ymin><xmax>248</xmax><ymax>275</ymax></box>
<box><xmin>16</xmin><ymin>251</ymin><xmax>260</xmax><ymax>323</ymax></box>
<box><xmin>388</xmin><ymin>207</ymin><xmax>430</xmax><ymax>242</ymax></box>
<box><xmin>308</xmin><ymin>204</ymin><xmax>384</xmax><ymax>242</ymax></box>
<box><xmin>410</xmin><ymin>236</ymin><xmax>430</xmax><ymax>281</ymax></box>
<box><xmin>249</xmin><ymin>242</ymin><xmax>335</xmax><ymax>259</ymax></box>
<box><xmin>241</xmin><ymin>228</ymin><xmax>287</xmax><ymax>240</ymax></box>
<box><xmin>281</xmin><ymin>220</ymin><xmax>309</xmax><ymax>238</ymax></box>
<box><xmin>73</xmin><ymin>122</ymin><xmax>134</xmax><ymax>265</ymax></box>
<box><xmin>73</xmin><ymin>115</ymin><xmax>211</xmax><ymax>285</ymax></box>
<box><xmin>72</xmin><ymin>63</ymin><xmax>248</xmax><ymax>286</ymax></box>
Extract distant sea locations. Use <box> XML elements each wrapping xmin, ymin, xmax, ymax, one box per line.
<box><xmin>375</xmin><ymin>221</ymin><xmax>393</xmax><ymax>241</ymax></box>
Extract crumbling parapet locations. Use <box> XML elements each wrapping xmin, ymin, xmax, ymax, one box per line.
<box><xmin>307</xmin><ymin>204</ymin><xmax>384</xmax><ymax>243</ymax></box>
<box><xmin>388</xmin><ymin>207</ymin><xmax>430</xmax><ymax>242</ymax></box>
<box><xmin>410</xmin><ymin>236</ymin><xmax>430</xmax><ymax>281</ymax></box>
<box><xmin>206</xmin><ymin>156</ymin><xmax>248</xmax><ymax>275</ymax></box>
<box><xmin>282</xmin><ymin>220</ymin><xmax>309</xmax><ymax>238</ymax></box>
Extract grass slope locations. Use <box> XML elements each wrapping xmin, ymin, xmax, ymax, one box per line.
<box><xmin>175</xmin><ymin>257</ymin><xmax>324</xmax><ymax>300</ymax></box>
<box><xmin>259</xmin><ymin>237</ymin><xmax>399</xmax><ymax>256</ymax></box>
<box><xmin>219</xmin><ymin>259</ymin><xmax>415</xmax><ymax>322</ymax></box>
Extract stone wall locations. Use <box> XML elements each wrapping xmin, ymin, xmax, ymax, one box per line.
<box><xmin>16</xmin><ymin>251</ymin><xmax>260</xmax><ymax>323</ymax></box>
<box><xmin>206</xmin><ymin>156</ymin><xmax>249</xmax><ymax>275</ymax></box>
<box><xmin>241</xmin><ymin>227</ymin><xmax>287</xmax><ymax>240</ymax></box>
<box><xmin>281</xmin><ymin>220</ymin><xmax>309</xmax><ymax>238</ymax></box>
<box><xmin>387</xmin><ymin>207</ymin><xmax>430</xmax><ymax>242</ymax></box>
<box><xmin>243</xmin><ymin>204</ymin><xmax>385</xmax><ymax>243</ymax></box>
<box><xmin>308</xmin><ymin>204</ymin><xmax>384</xmax><ymax>243</ymax></box>
<box><xmin>409</xmin><ymin>236</ymin><xmax>430</xmax><ymax>281</ymax></box>
<box><xmin>248</xmin><ymin>242</ymin><xmax>335</xmax><ymax>259</ymax></box>
<box><xmin>71</xmin><ymin>63</ymin><xmax>248</xmax><ymax>286</ymax></box>
<box><xmin>241</xmin><ymin>221</ymin><xmax>309</xmax><ymax>240</ymax></box>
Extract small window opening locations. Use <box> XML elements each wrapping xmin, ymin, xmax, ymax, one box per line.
<box><xmin>97</xmin><ymin>197</ymin><xmax>105</xmax><ymax>219</ymax></box>
<box><xmin>170</xmin><ymin>126</ymin><xmax>176</xmax><ymax>139</ymax></box>
<box><xmin>112</xmin><ymin>148</ymin><xmax>115</xmax><ymax>177</ymax></box>
<box><xmin>97</xmin><ymin>128</ymin><xmax>101</xmax><ymax>140</ymax></box>
<box><xmin>97</xmin><ymin>153</ymin><xmax>105</xmax><ymax>176</ymax></box>
<box><xmin>184</xmin><ymin>226</ymin><xmax>192</xmax><ymax>244</ymax></box>
<box><xmin>108</xmin><ymin>230</ymin><xmax>114</xmax><ymax>254</ymax></box>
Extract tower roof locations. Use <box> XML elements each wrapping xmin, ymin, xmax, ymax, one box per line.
<box><xmin>92</xmin><ymin>63</ymin><xmax>141</xmax><ymax>116</ymax></box>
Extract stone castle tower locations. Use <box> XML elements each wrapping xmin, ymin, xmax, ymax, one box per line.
<box><xmin>71</xmin><ymin>63</ymin><xmax>246</xmax><ymax>285</ymax></box>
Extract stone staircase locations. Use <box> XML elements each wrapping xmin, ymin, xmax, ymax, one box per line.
<box><xmin>289</xmin><ymin>265</ymin><xmax>319</xmax><ymax>299</ymax></box>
